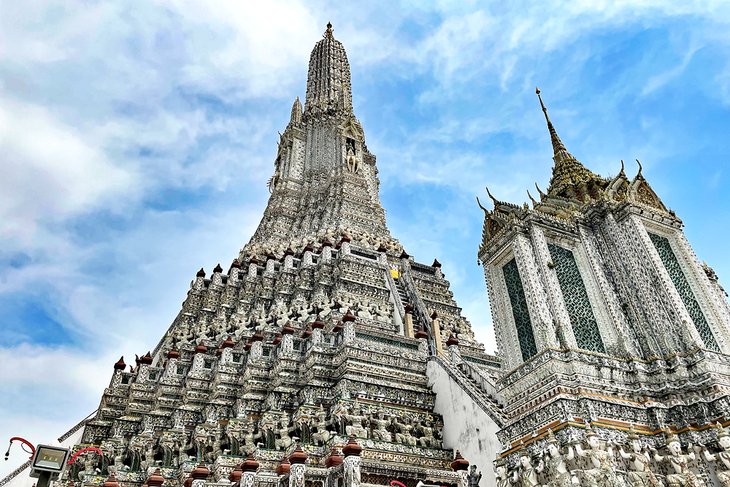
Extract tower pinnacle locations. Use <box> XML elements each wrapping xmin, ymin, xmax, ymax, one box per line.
<box><xmin>536</xmin><ymin>87</ymin><xmax>567</xmax><ymax>156</ymax></box>
<box><xmin>244</xmin><ymin>26</ymin><xmax>393</xmax><ymax>258</ymax></box>
<box><xmin>535</xmin><ymin>87</ymin><xmax>601</xmax><ymax>198</ymax></box>
<box><xmin>304</xmin><ymin>22</ymin><xmax>353</xmax><ymax>116</ymax></box>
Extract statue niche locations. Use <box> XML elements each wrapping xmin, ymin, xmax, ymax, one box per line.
<box><xmin>345</xmin><ymin>137</ymin><xmax>359</xmax><ymax>173</ymax></box>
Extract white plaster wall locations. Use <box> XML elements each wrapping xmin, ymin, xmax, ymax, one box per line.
<box><xmin>426</xmin><ymin>360</ymin><xmax>502</xmax><ymax>487</ymax></box>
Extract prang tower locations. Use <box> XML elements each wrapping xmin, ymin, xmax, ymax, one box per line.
<box><xmin>478</xmin><ymin>89</ymin><xmax>730</xmax><ymax>485</ymax></box>
<box><xmin>47</xmin><ymin>24</ymin><xmax>507</xmax><ymax>487</ymax></box>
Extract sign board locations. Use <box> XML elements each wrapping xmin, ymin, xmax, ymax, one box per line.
<box><xmin>30</xmin><ymin>445</ymin><xmax>70</xmax><ymax>475</ymax></box>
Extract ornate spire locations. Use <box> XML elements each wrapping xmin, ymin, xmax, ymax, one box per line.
<box><xmin>304</xmin><ymin>22</ymin><xmax>353</xmax><ymax>116</ymax></box>
<box><xmin>535</xmin><ymin>88</ymin><xmax>602</xmax><ymax>199</ymax></box>
<box><xmin>290</xmin><ymin>96</ymin><xmax>302</xmax><ymax>124</ymax></box>
<box><xmin>536</xmin><ymin>87</ymin><xmax>567</xmax><ymax>156</ymax></box>
<box><xmin>243</xmin><ymin>25</ymin><xmax>395</xmax><ymax>258</ymax></box>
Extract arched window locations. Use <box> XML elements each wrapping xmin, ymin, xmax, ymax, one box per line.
<box><xmin>648</xmin><ymin>232</ymin><xmax>719</xmax><ymax>351</ymax></box>
<box><xmin>502</xmin><ymin>258</ymin><xmax>538</xmax><ymax>361</ymax></box>
<box><xmin>548</xmin><ymin>244</ymin><xmax>605</xmax><ymax>353</ymax></box>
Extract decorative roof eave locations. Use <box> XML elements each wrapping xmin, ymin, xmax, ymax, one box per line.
<box><xmin>523</xmin><ymin>209</ymin><xmax>581</xmax><ymax>235</ymax></box>
<box><xmin>477</xmin><ymin>190</ymin><xmax>531</xmax><ymax>249</ymax></box>
<box><xmin>605</xmin><ymin>161</ymin><xmax>630</xmax><ymax>201</ymax></box>
<box><xmin>478</xmin><ymin>216</ymin><xmax>532</xmax><ymax>264</ymax></box>
<box><xmin>340</xmin><ymin>115</ymin><xmax>365</xmax><ymax>140</ymax></box>
<box><xmin>625</xmin><ymin>159</ymin><xmax>674</xmax><ymax>217</ymax></box>
<box><xmin>621</xmin><ymin>201</ymin><xmax>684</xmax><ymax>228</ymax></box>
<box><xmin>532</xmin><ymin>195</ymin><xmax>583</xmax><ymax>220</ymax></box>
<box><xmin>478</xmin><ymin>188</ymin><xmax>522</xmax><ymax>217</ymax></box>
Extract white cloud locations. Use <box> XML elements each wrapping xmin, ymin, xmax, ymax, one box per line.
<box><xmin>0</xmin><ymin>97</ymin><xmax>137</xmax><ymax>242</ymax></box>
<box><xmin>641</xmin><ymin>44</ymin><xmax>701</xmax><ymax>96</ymax></box>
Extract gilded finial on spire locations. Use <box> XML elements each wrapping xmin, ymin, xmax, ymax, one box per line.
<box><xmin>325</xmin><ymin>22</ymin><xmax>333</xmax><ymax>38</ymax></box>
<box><xmin>536</xmin><ymin>87</ymin><xmax>547</xmax><ymax>115</ymax></box>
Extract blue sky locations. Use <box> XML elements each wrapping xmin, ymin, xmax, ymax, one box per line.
<box><xmin>2</xmin><ymin>0</ymin><xmax>730</xmax><ymax>477</ymax></box>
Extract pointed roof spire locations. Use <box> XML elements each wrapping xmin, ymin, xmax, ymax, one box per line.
<box><xmin>290</xmin><ymin>96</ymin><xmax>302</xmax><ymax>124</ymax></box>
<box><xmin>304</xmin><ymin>22</ymin><xmax>353</xmax><ymax>116</ymax></box>
<box><xmin>536</xmin><ymin>87</ymin><xmax>567</xmax><ymax>156</ymax></box>
<box><xmin>535</xmin><ymin>88</ymin><xmax>603</xmax><ymax>199</ymax></box>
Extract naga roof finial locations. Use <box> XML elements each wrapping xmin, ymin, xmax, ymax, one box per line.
<box><xmin>636</xmin><ymin>159</ymin><xmax>644</xmax><ymax>178</ymax></box>
<box><xmin>534</xmin><ymin>182</ymin><xmax>546</xmax><ymax>199</ymax></box>
<box><xmin>476</xmin><ymin>196</ymin><xmax>488</xmax><ymax>214</ymax></box>
<box><xmin>526</xmin><ymin>190</ymin><xmax>538</xmax><ymax>207</ymax></box>
<box><xmin>485</xmin><ymin>186</ymin><xmax>499</xmax><ymax>206</ymax></box>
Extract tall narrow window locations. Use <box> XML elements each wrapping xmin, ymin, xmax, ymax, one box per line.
<box><xmin>503</xmin><ymin>258</ymin><xmax>538</xmax><ymax>361</ymax></box>
<box><xmin>648</xmin><ymin>233</ymin><xmax>719</xmax><ymax>351</ymax></box>
<box><xmin>548</xmin><ymin>244</ymin><xmax>606</xmax><ymax>353</ymax></box>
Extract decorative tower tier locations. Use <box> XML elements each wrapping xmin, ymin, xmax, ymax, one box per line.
<box><xmin>244</xmin><ymin>22</ymin><xmax>393</xmax><ymax>259</ymax></box>
<box><xmin>59</xmin><ymin>24</ymin><xmax>506</xmax><ymax>487</ymax></box>
<box><xmin>479</xmin><ymin>88</ymin><xmax>730</xmax><ymax>486</ymax></box>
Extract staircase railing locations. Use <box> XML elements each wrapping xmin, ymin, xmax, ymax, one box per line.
<box><xmin>400</xmin><ymin>264</ymin><xmax>435</xmax><ymax>353</ymax></box>
<box><xmin>384</xmin><ymin>263</ymin><xmax>406</xmax><ymax>321</ymax></box>
<box><xmin>430</xmin><ymin>355</ymin><xmax>507</xmax><ymax>427</ymax></box>
<box><xmin>0</xmin><ymin>461</ymin><xmax>31</xmax><ymax>487</ymax></box>
<box><xmin>458</xmin><ymin>360</ymin><xmax>505</xmax><ymax>407</ymax></box>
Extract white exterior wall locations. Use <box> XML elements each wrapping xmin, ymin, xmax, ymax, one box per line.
<box><xmin>426</xmin><ymin>360</ymin><xmax>501</xmax><ymax>487</ymax></box>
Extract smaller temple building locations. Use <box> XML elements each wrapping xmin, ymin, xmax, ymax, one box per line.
<box><xmin>479</xmin><ymin>89</ymin><xmax>730</xmax><ymax>486</ymax></box>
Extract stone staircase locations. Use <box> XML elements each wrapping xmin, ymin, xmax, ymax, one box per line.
<box><xmin>430</xmin><ymin>355</ymin><xmax>507</xmax><ymax>427</ymax></box>
<box><xmin>394</xmin><ymin>277</ymin><xmax>409</xmax><ymax>309</ymax></box>
<box><xmin>457</xmin><ymin>360</ymin><xmax>505</xmax><ymax>409</ymax></box>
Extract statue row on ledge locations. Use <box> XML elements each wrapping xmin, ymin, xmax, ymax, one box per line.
<box><xmin>71</xmin><ymin>402</ymin><xmax>442</xmax><ymax>480</ymax></box>
<box><xmin>496</xmin><ymin>423</ymin><xmax>730</xmax><ymax>487</ymax></box>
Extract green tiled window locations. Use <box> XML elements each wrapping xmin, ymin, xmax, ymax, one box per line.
<box><xmin>549</xmin><ymin>244</ymin><xmax>605</xmax><ymax>353</ymax></box>
<box><xmin>503</xmin><ymin>258</ymin><xmax>538</xmax><ymax>361</ymax></box>
<box><xmin>648</xmin><ymin>233</ymin><xmax>719</xmax><ymax>351</ymax></box>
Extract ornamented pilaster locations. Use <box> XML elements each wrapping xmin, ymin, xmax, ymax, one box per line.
<box><xmin>447</xmin><ymin>335</ymin><xmax>462</xmax><ymax>365</ymax></box>
<box><xmin>431</xmin><ymin>311</ymin><xmax>444</xmax><ymax>356</ymax></box>
<box><xmin>513</xmin><ymin>233</ymin><xmax>560</xmax><ymax>351</ymax></box>
<box><xmin>527</xmin><ymin>224</ymin><xmax>573</xmax><ymax>348</ymax></box>
<box><xmin>342</xmin><ymin>437</ymin><xmax>362</xmax><ymax>487</ymax></box>
<box><xmin>288</xmin><ymin>444</ymin><xmax>307</xmax><ymax>487</ymax></box>
<box><xmin>240</xmin><ymin>456</ymin><xmax>259</xmax><ymax>487</ymax></box>
<box><xmin>577</xmin><ymin>224</ymin><xmax>639</xmax><ymax>356</ymax></box>
<box><xmin>450</xmin><ymin>451</ymin><xmax>469</xmax><ymax>487</ymax></box>
<box><xmin>630</xmin><ymin>214</ymin><xmax>704</xmax><ymax>351</ymax></box>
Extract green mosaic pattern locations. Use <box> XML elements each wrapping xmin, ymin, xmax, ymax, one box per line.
<box><xmin>548</xmin><ymin>244</ymin><xmax>606</xmax><ymax>353</ymax></box>
<box><xmin>503</xmin><ymin>258</ymin><xmax>538</xmax><ymax>361</ymax></box>
<box><xmin>648</xmin><ymin>232</ymin><xmax>719</xmax><ymax>351</ymax></box>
